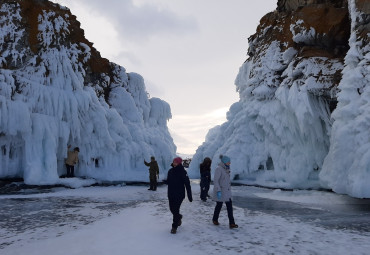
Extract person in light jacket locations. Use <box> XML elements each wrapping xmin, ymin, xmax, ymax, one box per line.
<box><xmin>212</xmin><ymin>155</ymin><xmax>238</xmax><ymax>229</ymax></box>
<box><xmin>65</xmin><ymin>145</ymin><xmax>79</xmax><ymax>178</ymax></box>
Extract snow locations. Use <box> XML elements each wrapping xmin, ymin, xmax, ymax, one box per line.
<box><xmin>0</xmin><ymin>4</ymin><xmax>25</xmax><ymax>67</ymax></box>
<box><xmin>189</xmin><ymin>1</ymin><xmax>370</xmax><ymax>198</ymax></box>
<box><xmin>188</xmin><ymin>51</ymin><xmax>334</xmax><ymax>189</ymax></box>
<box><xmin>1</xmin><ymin>0</ymin><xmax>370</xmax><ymax>201</ymax></box>
<box><xmin>319</xmin><ymin>0</ymin><xmax>370</xmax><ymax>198</ymax></box>
<box><xmin>38</xmin><ymin>10</ymin><xmax>70</xmax><ymax>47</ymax></box>
<box><xmin>1</xmin><ymin>183</ymin><xmax>370</xmax><ymax>255</ymax></box>
<box><xmin>290</xmin><ymin>19</ymin><xmax>317</xmax><ymax>44</ymax></box>
<box><xmin>0</xmin><ymin>3</ymin><xmax>176</xmax><ymax>184</ymax></box>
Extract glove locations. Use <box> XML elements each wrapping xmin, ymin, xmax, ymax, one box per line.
<box><xmin>217</xmin><ymin>191</ymin><xmax>222</xmax><ymax>199</ymax></box>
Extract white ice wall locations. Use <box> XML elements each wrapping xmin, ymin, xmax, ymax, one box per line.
<box><xmin>189</xmin><ymin>41</ymin><xmax>335</xmax><ymax>189</ymax></box>
<box><xmin>190</xmin><ymin>1</ymin><xmax>370</xmax><ymax>198</ymax></box>
<box><xmin>320</xmin><ymin>0</ymin><xmax>370</xmax><ymax>198</ymax></box>
<box><xmin>0</xmin><ymin>3</ymin><xmax>176</xmax><ymax>184</ymax></box>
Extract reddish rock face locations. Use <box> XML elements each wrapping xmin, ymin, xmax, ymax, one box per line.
<box><xmin>2</xmin><ymin>0</ymin><xmax>118</xmax><ymax>103</ymax></box>
<box><xmin>356</xmin><ymin>0</ymin><xmax>370</xmax><ymax>14</ymax></box>
<box><xmin>0</xmin><ymin>0</ymin><xmax>176</xmax><ymax>183</ymax></box>
<box><xmin>292</xmin><ymin>4</ymin><xmax>350</xmax><ymax>57</ymax></box>
<box><xmin>247</xmin><ymin>0</ymin><xmax>351</xmax><ymax>109</ymax></box>
<box><xmin>18</xmin><ymin>0</ymin><xmax>108</xmax><ymax>69</ymax></box>
<box><xmin>354</xmin><ymin>0</ymin><xmax>370</xmax><ymax>42</ymax></box>
<box><xmin>255</xmin><ymin>0</ymin><xmax>350</xmax><ymax>58</ymax></box>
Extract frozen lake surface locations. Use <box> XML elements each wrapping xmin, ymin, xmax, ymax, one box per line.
<box><xmin>1</xmin><ymin>180</ymin><xmax>370</xmax><ymax>254</ymax></box>
<box><xmin>233</xmin><ymin>187</ymin><xmax>370</xmax><ymax>233</ymax></box>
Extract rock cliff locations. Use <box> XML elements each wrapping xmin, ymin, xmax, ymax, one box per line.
<box><xmin>189</xmin><ymin>0</ymin><xmax>370</xmax><ymax>198</ymax></box>
<box><xmin>0</xmin><ymin>0</ymin><xmax>176</xmax><ymax>184</ymax></box>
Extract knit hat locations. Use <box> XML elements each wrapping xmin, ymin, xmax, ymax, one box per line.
<box><xmin>221</xmin><ymin>155</ymin><xmax>230</xmax><ymax>164</ymax></box>
<box><xmin>173</xmin><ymin>157</ymin><xmax>183</xmax><ymax>165</ymax></box>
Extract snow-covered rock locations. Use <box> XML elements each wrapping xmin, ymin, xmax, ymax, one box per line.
<box><xmin>190</xmin><ymin>0</ymin><xmax>370</xmax><ymax>198</ymax></box>
<box><xmin>319</xmin><ymin>0</ymin><xmax>370</xmax><ymax>198</ymax></box>
<box><xmin>0</xmin><ymin>0</ymin><xmax>176</xmax><ymax>184</ymax></box>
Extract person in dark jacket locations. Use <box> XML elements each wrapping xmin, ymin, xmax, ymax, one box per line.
<box><xmin>167</xmin><ymin>157</ymin><xmax>193</xmax><ymax>234</ymax></box>
<box><xmin>144</xmin><ymin>156</ymin><xmax>159</xmax><ymax>191</ymax></box>
<box><xmin>200</xmin><ymin>157</ymin><xmax>212</xmax><ymax>201</ymax></box>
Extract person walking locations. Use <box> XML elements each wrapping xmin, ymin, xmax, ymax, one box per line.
<box><xmin>212</xmin><ymin>155</ymin><xmax>238</xmax><ymax>229</ymax></box>
<box><xmin>65</xmin><ymin>145</ymin><xmax>79</xmax><ymax>178</ymax></box>
<box><xmin>167</xmin><ymin>157</ymin><xmax>193</xmax><ymax>234</ymax></box>
<box><xmin>200</xmin><ymin>157</ymin><xmax>212</xmax><ymax>201</ymax></box>
<box><xmin>144</xmin><ymin>156</ymin><xmax>159</xmax><ymax>191</ymax></box>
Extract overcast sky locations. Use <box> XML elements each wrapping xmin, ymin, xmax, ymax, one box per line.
<box><xmin>53</xmin><ymin>0</ymin><xmax>277</xmax><ymax>154</ymax></box>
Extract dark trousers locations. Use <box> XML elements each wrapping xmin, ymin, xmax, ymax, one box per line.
<box><xmin>212</xmin><ymin>199</ymin><xmax>235</xmax><ymax>225</ymax></box>
<box><xmin>66</xmin><ymin>164</ymin><xmax>74</xmax><ymax>177</ymax></box>
<box><xmin>149</xmin><ymin>176</ymin><xmax>157</xmax><ymax>190</ymax></box>
<box><xmin>169</xmin><ymin>199</ymin><xmax>183</xmax><ymax>229</ymax></box>
<box><xmin>200</xmin><ymin>178</ymin><xmax>210</xmax><ymax>200</ymax></box>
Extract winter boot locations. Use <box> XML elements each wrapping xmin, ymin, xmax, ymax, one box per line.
<box><xmin>213</xmin><ymin>220</ymin><xmax>220</xmax><ymax>226</ymax></box>
<box><xmin>229</xmin><ymin>223</ymin><xmax>239</xmax><ymax>229</ymax></box>
<box><xmin>171</xmin><ymin>228</ymin><xmax>177</xmax><ymax>234</ymax></box>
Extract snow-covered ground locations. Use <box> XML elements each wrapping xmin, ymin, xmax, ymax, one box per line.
<box><xmin>1</xmin><ymin>180</ymin><xmax>370</xmax><ymax>255</ymax></box>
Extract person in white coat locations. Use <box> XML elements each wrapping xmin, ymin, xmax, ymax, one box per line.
<box><xmin>212</xmin><ymin>155</ymin><xmax>238</xmax><ymax>229</ymax></box>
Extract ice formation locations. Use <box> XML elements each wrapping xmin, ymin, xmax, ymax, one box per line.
<box><xmin>319</xmin><ymin>0</ymin><xmax>370</xmax><ymax>198</ymax></box>
<box><xmin>0</xmin><ymin>1</ymin><xmax>176</xmax><ymax>184</ymax></box>
<box><xmin>189</xmin><ymin>0</ymin><xmax>370</xmax><ymax>198</ymax></box>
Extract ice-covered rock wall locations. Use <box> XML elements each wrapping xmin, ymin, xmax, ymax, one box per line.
<box><xmin>0</xmin><ymin>0</ymin><xmax>176</xmax><ymax>184</ymax></box>
<box><xmin>320</xmin><ymin>0</ymin><xmax>370</xmax><ymax>198</ymax></box>
<box><xmin>189</xmin><ymin>0</ymin><xmax>369</xmax><ymax>193</ymax></box>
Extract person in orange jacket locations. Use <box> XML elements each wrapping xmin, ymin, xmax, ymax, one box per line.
<box><xmin>65</xmin><ymin>145</ymin><xmax>79</xmax><ymax>177</ymax></box>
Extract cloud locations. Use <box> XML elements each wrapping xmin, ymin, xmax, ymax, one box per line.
<box><xmin>115</xmin><ymin>51</ymin><xmax>142</xmax><ymax>66</ymax></box>
<box><xmin>168</xmin><ymin>107</ymin><xmax>229</xmax><ymax>154</ymax></box>
<box><xmin>58</xmin><ymin>0</ymin><xmax>198</xmax><ymax>42</ymax></box>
